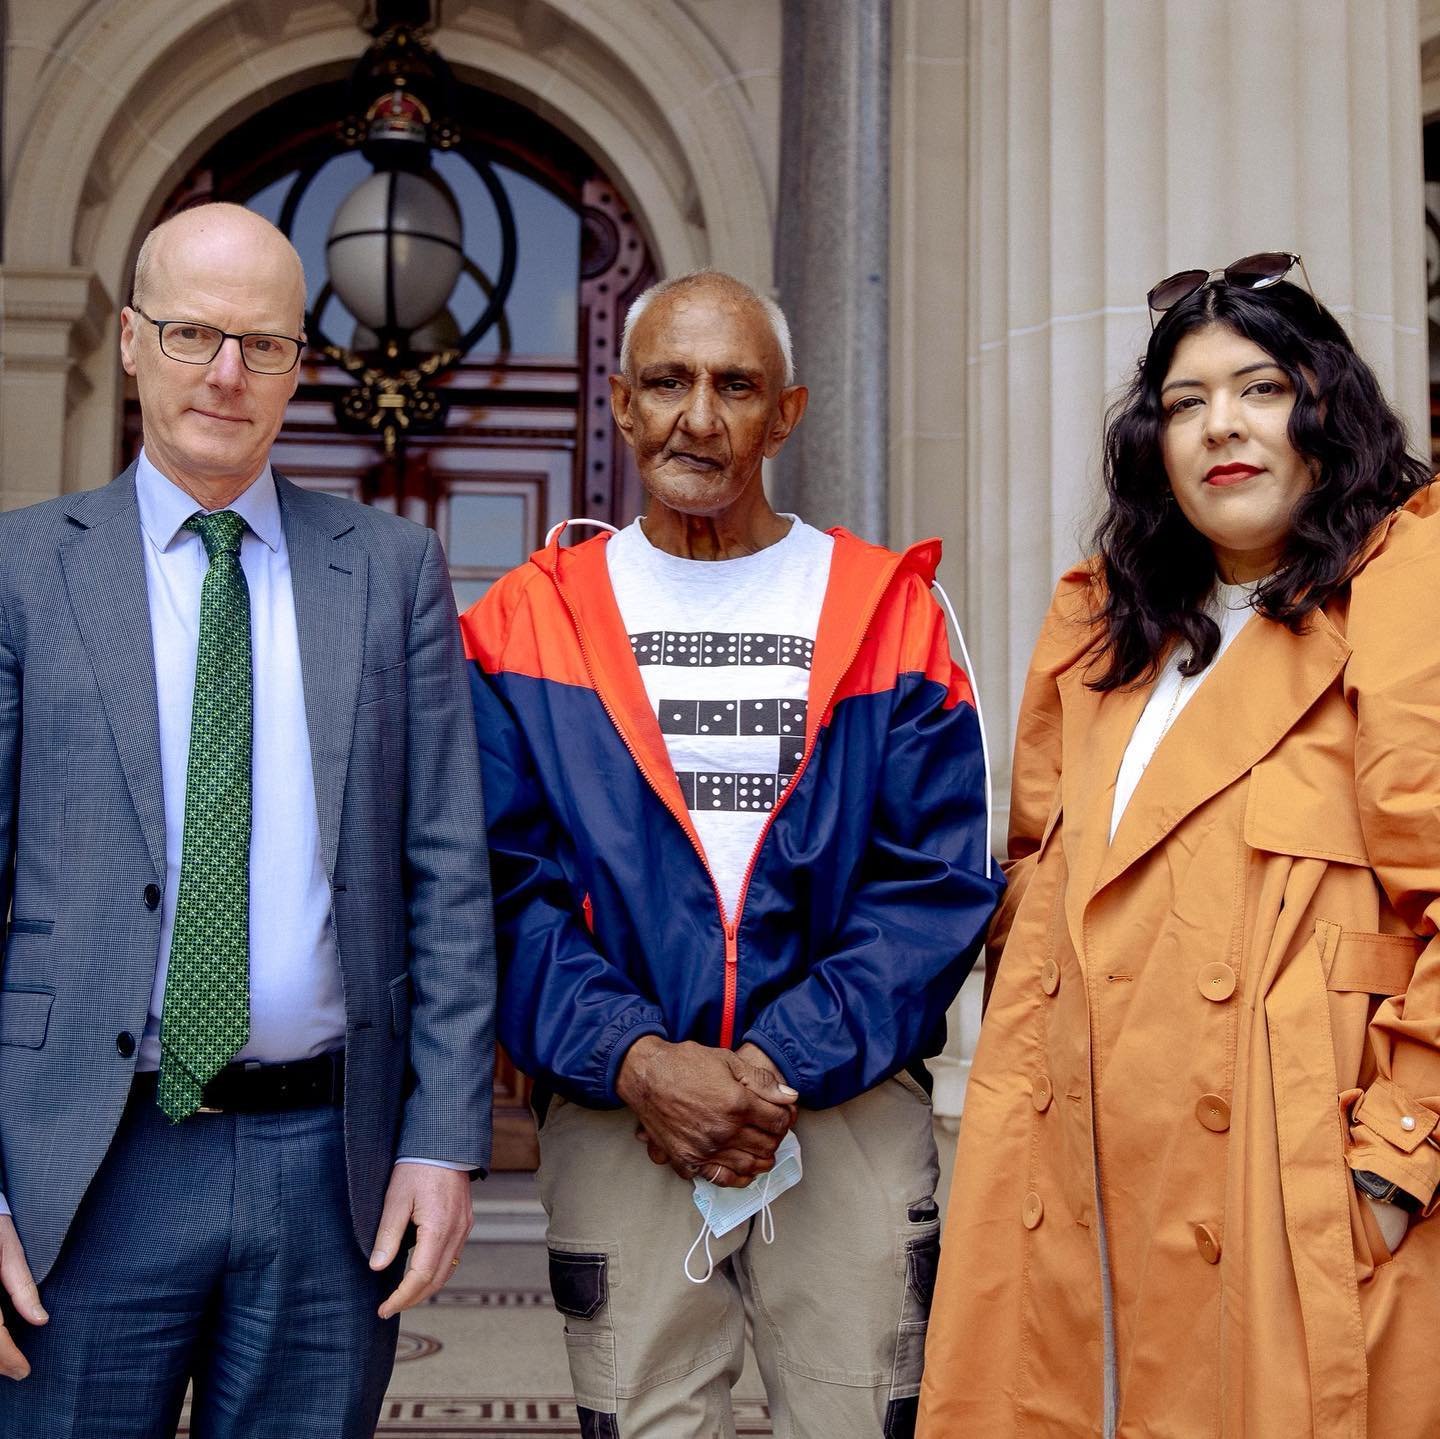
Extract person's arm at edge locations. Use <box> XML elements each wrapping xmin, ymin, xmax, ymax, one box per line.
<box><xmin>368</xmin><ymin>529</ymin><xmax>493</xmax><ymax>1312</ymax></box>
<box><xmin>0</xmin><ymin>541</ymin><xmax>48</xmax><ymax>1378</ymax></box>
<box><xmin>1343</xmin><ymin>519</ymin><xmax>1440</xmax><ymax>1217</ymax></box>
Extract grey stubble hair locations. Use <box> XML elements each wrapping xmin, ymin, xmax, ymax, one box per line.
<box><xmin>619</xmin><ymin>271</ymin><xmax>796</xmax><ymax>386</ymax></box>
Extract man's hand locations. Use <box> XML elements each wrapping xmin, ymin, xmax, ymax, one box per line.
<box><xmin>618</xmin><ymin>1037</ymin><xmax>797</xmax><ymax>1187</ymax></box>
<box><xmin>0</xmin><ymin>1216</ymin><xmax>45</xmax><ymax>1380</ymax></box>
<box><xmin>369</xmin><ymin>1164</ymin><xmax>474</xmax><ymax>1320</ymax></box>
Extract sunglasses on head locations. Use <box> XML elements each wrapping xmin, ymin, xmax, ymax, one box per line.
<box><xmin>1146</xmin><ymin>252</ymin><xmax>1315</xmax><ymax>328</ymax></box>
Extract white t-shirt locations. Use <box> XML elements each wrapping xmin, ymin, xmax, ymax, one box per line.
<box><xmin>606</xmin><ymin>515</ymin><xmax>835</xmax><ymax>919</ymax></box>
<box><xmin>1109</xmin><ymin>581</ymin><xmax>1259</xmax><ymax>841</ymax></box>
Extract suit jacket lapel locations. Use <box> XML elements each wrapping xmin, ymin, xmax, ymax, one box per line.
<box><xmin>277</xmin><ymin>474</ymin><xmax>367</xmax><ymax>881</ymax></box>
<box><xmin>1091</xmin><ymin>609</ymin><xmax>1351</xmax><ymax>896</ymax></box>
<box><xmin>58</xmin><ymin>467</ymin><xmax>167</xmax><ymax>875</ymax></box>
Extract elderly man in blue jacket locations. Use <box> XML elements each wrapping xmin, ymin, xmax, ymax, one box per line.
<box><xmin>464</xmin><ymin>270</ymin><xmax>1000</xmax><ymax>1439</ymax></box>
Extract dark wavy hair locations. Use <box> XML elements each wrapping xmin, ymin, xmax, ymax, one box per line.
<box><xmin>1089</xmin><ymin>278</ymin><xmax>1431</xmax><ymax>691</ymax></box>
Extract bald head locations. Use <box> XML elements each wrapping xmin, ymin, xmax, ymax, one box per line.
<box><xmin>132</xmin><ymin>203</ymin><xmax>306</xmax><ymax>329</ymax></box>
<box><xmin>621</xmin><ymin>272</ymin><xmax>794</xmax><ymax>388</ymax></box>
<box><xmin>120</xmin><ymin>202</ymin><xmax>309</xmax><ymax>510</ymax></box>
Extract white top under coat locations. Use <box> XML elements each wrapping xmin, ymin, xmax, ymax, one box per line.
<box><xmin>1109</xmin><ymin>580</ymin><xmax>1260</xmax><ymax>843</ymax></box>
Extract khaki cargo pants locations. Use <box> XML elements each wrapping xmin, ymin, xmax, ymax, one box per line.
<box><xmin>536</xmin><ymin>1073</ymin><xmax>941</xmax><ymax>1439</ymax></box>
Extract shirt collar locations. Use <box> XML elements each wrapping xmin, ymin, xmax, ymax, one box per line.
<box><xmin>135</xmin><ymin>448</ymin><xmax>283</xmax><ymax>554</ymax></box>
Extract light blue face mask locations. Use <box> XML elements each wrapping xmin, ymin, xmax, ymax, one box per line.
<box><xmin>683</xmin><ymin>1130</ymin><xmax>803</xmax><ymax>1283</ymax></box>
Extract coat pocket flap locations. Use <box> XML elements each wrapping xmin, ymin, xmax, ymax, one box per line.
<box><xmin>0</xmin><ymin>989</ymin><xmax>54</xmax><ymax>1048</ymax></box>
<box><xmin>1243</xmin><ymin>759</ymin><xmax>1370</xmax><ymax>866</ymax></box>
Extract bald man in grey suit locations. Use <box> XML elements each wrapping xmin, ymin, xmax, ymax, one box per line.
<box><xmin>0</xmin><ymin>204</ymin><xmax>494</xmax><ymax>1437</ymax></box>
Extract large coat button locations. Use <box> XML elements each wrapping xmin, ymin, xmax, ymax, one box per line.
<box><xmin>1195</xmin><ymin>1224</ymin><xmax>1222</xmax><ymax>1264</ymax></box>
<box><xmin>1031</xmin><ymin>1074</ymin><xmax>1053</xmax><ymax>1112</ymax></box>
<box><xmin>1196</xmin><ymin>1094</ymin><xmax>1231</xmax><ymax>1132</ymax></box>
<box><xmin>143</xmin><ymin>883</ymin><xmax>161</xmax><ymax>911</ymax></box>
<box><xmin>1022</xmin><ymin>1192</ymin><xmax>1044</xmax><ymax>1229</ymax></box>
<box><xmin>116</xmin><ymin>1031</ymin><xmax>136</xmax><ymax>1058</ymax></box>
<box><xmin>1040</xmin><ymin>959</ymin><xmax>1060</xmax><ymax>995</ymax></box>
<box><xmin>1197</xmin><ymin>963</ymin><xmax>1237</xmax><ymax>1001</ymax></box>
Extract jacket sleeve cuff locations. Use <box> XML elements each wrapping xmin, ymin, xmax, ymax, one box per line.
<box><xmin>1346</xmin><ymin>1078</ymin><xmax>1440</xmax><ymax>1211</ymax></box>
<box><xmin>737</xmin><ymin>1029</ymin><xmax>798</xmax><ymax>1089</ymax></box>
<box><xmin>601</xmin><ymin>1014</ymin><xmax>669</xmax><ymax>1106</ymax></box>
<box><xmin>740</xmin><ymin>1026</ymin><xmax>814</xmax><ymax>1098</ymax></box>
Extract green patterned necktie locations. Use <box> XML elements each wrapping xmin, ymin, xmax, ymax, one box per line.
<box><xmin>157</xmin><ymin>510</ymin><xmax>252</xmax><ymax>1121</ymax></box>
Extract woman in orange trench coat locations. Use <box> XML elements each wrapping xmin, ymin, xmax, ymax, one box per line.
<box><xmin>919</xmin><ymin>261</ymin><xmax>1440</xmax><ymax>1438</ymax></box>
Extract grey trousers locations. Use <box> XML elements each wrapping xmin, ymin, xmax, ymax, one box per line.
<box><xmin>536</xmin><ymin>1073</ymin><xmax>941</xmax><ymax>1439</ymax></box>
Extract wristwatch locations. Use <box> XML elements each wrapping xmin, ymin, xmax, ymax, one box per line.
<box><xmin>1352</xmin><ymin>1168</ymin><xmax>1421</xmax><ymax>1212</ymax></box>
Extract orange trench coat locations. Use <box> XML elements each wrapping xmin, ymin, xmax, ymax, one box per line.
<box><xmin>919</xmin><ymin>484</ymin><xmax>1440</xmax><ymax>1438</ymax></box>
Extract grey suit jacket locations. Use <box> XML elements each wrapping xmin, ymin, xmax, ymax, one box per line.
<box><xmin>0</xmin><ymin>464</ymin><xmax>495</xmax><ymax>1281</ymax></box>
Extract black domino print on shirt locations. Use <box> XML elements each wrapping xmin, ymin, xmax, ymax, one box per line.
<box><xmin>635</xmin><ymin>629</ymin><xmax>814</xmax><ymax>818</ymax></box>
<box><xmin>629</xmin><ymin>630</ymin><xmax>815</xmax><ymax>670</ymax></box>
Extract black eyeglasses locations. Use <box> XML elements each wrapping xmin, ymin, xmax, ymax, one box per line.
<box><xmin>1145</xmin><ymin>252</ymin><xmax>1315</xmax><ymax>328</ymax></box>
<box><xmin>132</xmin><ymin>304</ymin><xmax>304</xmax><ymax>374</ymax></box>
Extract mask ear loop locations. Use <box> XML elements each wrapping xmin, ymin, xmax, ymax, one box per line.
<box><xmin>683</xmin><ymin>1167</ymin><xmax>782</xmax><ymax>1282</ymax></box>
<box><xmin>757</xmin><ymin>1170</ymin><xmax>777</xmax><ymax>1245</ymax></box>
<box><xmin>683</xmin><ymin>1220</ymin><xmax>715</xmax><ymax>1285</ymax></box>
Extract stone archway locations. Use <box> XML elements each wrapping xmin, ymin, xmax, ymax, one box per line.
<box><xmin>0</xmin><ymin>0</ymin><xmax>777</xmax><ymax>505</ymax></box>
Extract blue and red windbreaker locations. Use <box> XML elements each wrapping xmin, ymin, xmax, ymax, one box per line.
<box><xmin>460</xmin><ymin>524</ymin><xmax>1003</xmax><ymax>1110</ymax></box>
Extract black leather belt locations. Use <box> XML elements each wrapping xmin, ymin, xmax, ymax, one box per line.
<box><xmin>132</xmin><ymin>1051</ymin><xmax>345</xmax><ymax>1113</ymax></box>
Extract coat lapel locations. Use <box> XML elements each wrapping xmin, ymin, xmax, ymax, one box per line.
<box><xmin>277</xmin><ymin>474</ymin><xmax>367</xmax><ymax>881</ymax></box>
<box><xmin>1092</xmin><ymin>609</ymin><xmax>1351</xmax><ymax>897</ymax></box>
<box><xmin>1057</xmin><ymin>664</ymin><xmax>1146</xmax><ymax>946</ymax></box>
<box><xmin>58</xmin><ymin>468</ymin><xmax>167</xmax><ymax>875</ymax></box>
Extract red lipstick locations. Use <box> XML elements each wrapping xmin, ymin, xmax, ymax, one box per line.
<box><xmin>1204</xmin><ymin>463</ymin><xmax>1261</xmax><ymax>486</ymax></box>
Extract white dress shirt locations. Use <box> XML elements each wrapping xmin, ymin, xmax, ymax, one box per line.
<box><xmin>133</xmin><ymin>450</ymin><xmax>347</xmax><ymax>1071</ymax></box>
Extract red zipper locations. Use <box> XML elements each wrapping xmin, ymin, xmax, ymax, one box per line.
<box><xmin>714</xmin><ymin>570</ymin><xmax>893</xmax><ymax>1043</ymax></box>
<box><xmin>550</xmin><ymin>559</ymin><xmax>898</xmax><ymax>1050</ymax></box>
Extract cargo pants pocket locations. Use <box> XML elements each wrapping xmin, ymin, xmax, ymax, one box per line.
<box><xmin>549</xmin><ymin>1246</ymin><xmax>619</xmax><ymax>1418</ymax></box>
<box><xmin>885</xmin><ymin>1206</ymin><xmax>941</xmax><ymax>1439</ymax></box>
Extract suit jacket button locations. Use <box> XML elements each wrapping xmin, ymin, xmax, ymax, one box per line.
<box><xmin>116</xmin><ymin>1031</ymin><xmax>137</xmax><ymax>1058</ymax></box>
<box><xmin>143</xmin><ymin>884</ymin><xmax>161</xmax><ymax>911</ymax></box>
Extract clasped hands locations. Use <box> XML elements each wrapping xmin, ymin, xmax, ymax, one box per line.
<box><xmin>615</xmin><ymin>1036</ymin><xmax>799</xmax><ymax>1188</ymax></box>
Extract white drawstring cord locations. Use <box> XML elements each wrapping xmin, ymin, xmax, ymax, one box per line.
<box><xmin>932</xmin><ymin>581</ymin><xmax>994</xmax><ymax>880</ymax></box>
<box><xmin>545</xmin><ymin>517</ymin><xmax>620</xmax><ymax>547</ymax></box>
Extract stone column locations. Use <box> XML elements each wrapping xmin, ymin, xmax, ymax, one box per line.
<box><xmin>772</xmin><ymin>0</ymin><xmax>890</xmax><ymax>539</ymax></box>
<box><xmin>966</xmin><ymin>0</ymin><xmax>1427</xmax><ymax>823</ymax></box>
<box><xmin>925</xmin><ymin>0</ymin><xmax>1427</xmax><ymax>1123</ymax></box>
<box><xmin>0</xmin><ymin>268</ymin><xmax>112</xmax><ymax>508</ymax></box>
